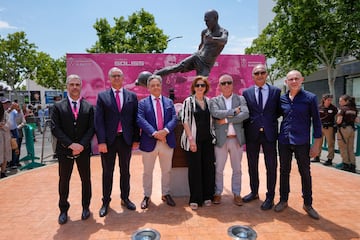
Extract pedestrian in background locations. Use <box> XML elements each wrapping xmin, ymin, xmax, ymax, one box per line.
<box><xmin>311</xmin><ymin>93</ymin><xmax>338</xmax><ymax>166</ymax></box>
<box><xmin>336</xmin><ymin>94</ymin><xmax>358</xmax><ymax>173</ymax></box>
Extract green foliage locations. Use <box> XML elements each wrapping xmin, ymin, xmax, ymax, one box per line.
<box><xmin>0</xmin><ymin>32</ymin><xmax>66</xmax><ymax>91</ymax></box>
<box><xmin>87</xmin><ymin>8</ymin><xmax>168</xmax><ymax>53</ymax></box>
<box><xmin>246</xmin><ymin>0</ymin><xmax>360</xmax><ymax>96</ymax></box>
<box><xmin>34</xmin><ymin>53</ymin><xmax>67</xmax><ymax>90</ymax></box>
<box><xmin>0</xmin><ymin>32</ymin><xmax>37</xmax><ymax>90</ymax></box>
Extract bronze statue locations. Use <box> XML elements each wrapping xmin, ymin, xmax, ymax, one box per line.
<box><xmin>154</xmin><ymin>9</ymin><xmax>228</xmax><ymax>77</ymax></box>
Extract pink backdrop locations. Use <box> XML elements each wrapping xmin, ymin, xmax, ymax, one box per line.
<box><xmin>66</xmin><ymin>53</ymin><xmax>265</xmax><ymax>105</ymax></box>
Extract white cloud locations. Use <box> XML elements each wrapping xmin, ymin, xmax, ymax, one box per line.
<box><xmin>0</xmin><ymin>20</ymin><xmax>17</xmax><ymax>29</ymax></box>
<box><xmin>223</xmin><ymin>35</ymin><xmax>256</xmax><ymax>54</ymax></box>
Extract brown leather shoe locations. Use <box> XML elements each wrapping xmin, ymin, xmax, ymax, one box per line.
<box><xmin>162</xmin><ymin>194</ymin><xmax>176</xmax><ymax>207</ymax></box>
<box><xmin>213</xmin><ymin>194</ymin><xmax>221</xmax><ymax>204</ymax></box>
<box><xmin>233</xmin><ymin>194</ymin><xmax>243</xmax><ymax>206</ymax></box>
<box><xmin>274</xmin><ymin>201</ymin><xmax>288</xmax><ymax>212</ymax></box>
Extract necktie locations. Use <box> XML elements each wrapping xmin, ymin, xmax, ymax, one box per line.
<box><xmin>155</xmin><ymin>98</ymin><xmax>163</xmax><ymax>130</ymax></box>
<box><xmin>258</xmin><ymin>87</ymin><xmax>263</xmax><ymax>109</ymax></box>
<box><xmin>72</xmin><ymin>101</ymin><xmax>78</xmax><ymax>119</ymax></box>
<box><xmin>115</xmin><ymin>90</ymin><xmax>122</xmax><ymax>132</ymax></box>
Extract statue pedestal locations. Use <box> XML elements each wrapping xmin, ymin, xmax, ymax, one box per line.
<box><xmin>171</xmin><ymin>121</ymin><xmax>189</xmax><ymax>197</ymax></box>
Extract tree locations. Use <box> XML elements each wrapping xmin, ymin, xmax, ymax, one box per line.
<box><xmin>87</xmin><ymin>8</ymin><xmax>169</xmax><ymax>53</ymax></box>
<box><xmin>246</xmin><ymin>0</ymin><xmax>360</xmax><ymax>98</ymax></box>
<box><xmin>34</xmin><ymin>53</ymin><xmax>67</xmax><ymax>90</ymax></box>
<box><xmin>0</xmin><ymin>32</ymin><xmax>37</xmax><ymax>90</ymax></box>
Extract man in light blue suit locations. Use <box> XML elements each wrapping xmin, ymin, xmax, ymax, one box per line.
<box><xmin>137</xmin><ymin>75</ymin><xmax>177</xmax><ymax>209</ymax></box>
<box><xmin>210</xmin><ymin>74</ymin><xmax>249</xmax><ymax>206</ymax></box>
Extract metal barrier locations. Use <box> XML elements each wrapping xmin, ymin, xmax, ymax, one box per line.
<box><xmin>320</xmin><ymin>123</ymin><xmax>360</xmax><ymax>156</ymax></box>
<box><xmin>19</xmin><ymin>124</ymin><xmax>44</xmax><ymax>170</ymax></box>
<box><xmin>41</xmin><ymin>119</ymin><xmax>57</xmax><ymax>163</ymax></box>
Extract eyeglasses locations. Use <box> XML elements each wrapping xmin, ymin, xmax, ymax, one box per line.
<box><xmin>253</xmin><ymin>71</ymin><xmax>267</xmax><ymax>76</ymax></box>
<box><xmin>111</xmin><ymin>74</ymin><xmax>122</xmax><ymax>78</ymax></box>
<box><xmin>195</xmin><ymin>83</ymin><xmax>206</xmax><ymax>88</ymax></box>
<box><xmin>220</xmin><ymin>81</ymin><xmax>233</xmax><ymax>86</ymax></box>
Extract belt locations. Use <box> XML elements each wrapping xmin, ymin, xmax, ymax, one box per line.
<box><xmin>259</xmin><ymin>127</ymin><xmax>264</xmax><ymax>132</ymax></box>
<box><xmin>116</xmin><ymin>132</ymin><xmax>123</xmax><ymax>137</ymax></box>
<box><xmin>227</xmin><ymin>135</ymin><xmax>236</xmax><ymax>138</ymax></box>
<box><xmin>66</xmin><ymin>155</ymin><xmax>80</xmax><ymax>160</ymax></box>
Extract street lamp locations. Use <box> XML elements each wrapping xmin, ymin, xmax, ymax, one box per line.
<box><xmin>167</xmin><ymin>36</ymin><xmax>183</xmax><ymax>42</ymax></box>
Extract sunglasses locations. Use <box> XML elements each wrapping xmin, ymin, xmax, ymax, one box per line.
<box><xmin>253</xmin><ymin>71</ymin><xmax>267</xmax><ymax>76</ymax></box>
<box><xmin>220</xmin><ymin>81</ymin><xmax>233</xmax><ymax>86</ymax></box>
<box><xmin>195</xmin><ymin>83</ymin><xmax>206</xmax><ymax>88</ymax></box>
<box><xmin>111</xmin><ymin>74</ymin><xmax>122</xmax><ymax>78</ymax></box>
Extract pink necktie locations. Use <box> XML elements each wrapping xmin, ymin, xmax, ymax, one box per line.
<box><xmin>115</xmin><ymin>90</ymin><xmax>122</xmax><ymax>132</ymax></box>
<box><xmin>155</xmin><ymin>98</ymin><xmax>163</xmax><ymax>130</ymax></box>
<box><xmin>72</xmin><ymin>101</ymin><xmax>78</xmax><ymax>119</ymax></box>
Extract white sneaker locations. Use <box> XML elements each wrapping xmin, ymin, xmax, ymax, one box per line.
<box><xmin>190</xmin><ymin>203</ymin><xmax>198</xmax><ymax>210</ymax></box>
<box><xmin>204</xmin><ymin>200</ymin><xmax>212</xmax><ymax>207</ymax></box>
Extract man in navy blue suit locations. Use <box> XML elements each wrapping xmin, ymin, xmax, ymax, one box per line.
<box><xmin>242</xmin><ymin>64</ymin><xmax>281</xmax><ymax>210</ymax></box>
<box><xmin>137</xmin><ymin>75</ymin><xmax>177</xmax><ymax>209</ymax></box>
<box><xmin>95</xmin><ymin>67</ymin><xmax>140</xmax><ymax>217</ymax></box>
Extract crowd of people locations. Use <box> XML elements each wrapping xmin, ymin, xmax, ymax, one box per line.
<box><xmin>0</xmin><ymin>96</ymin><xmax>55</xmax><ymax>178</ymax></box>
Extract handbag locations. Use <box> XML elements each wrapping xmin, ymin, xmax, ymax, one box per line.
<box><xmin>10</xmin><ymin>138</ymin><xmax>20</xmax><ymax>155</ymax></box>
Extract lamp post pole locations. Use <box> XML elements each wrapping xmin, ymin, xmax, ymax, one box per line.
<box><xmin>167</xmin><ymin>36</ymin><xmax>183</xmax><ymax>42</ymax></box>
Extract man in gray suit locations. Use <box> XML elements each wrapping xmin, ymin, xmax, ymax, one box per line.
<box><xmin>210</xmin><ymin>74</ymin><xmax>249</xmax><ymax>206</ymax></box>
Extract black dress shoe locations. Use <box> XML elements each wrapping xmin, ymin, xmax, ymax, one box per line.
<box><xmin>261</xmin><ymin>198</ymin><xmax>274</xmax><ymax>210</ymax></box>
<box><xmin>162</xmin><ymin>194</ymin><xmax>176</xmax><ymax>207</ymax></box>
<box><xmin>58</xmin><ymin>212</ymin><xmax>68</xmax><ymax>225</ymax></box>
<box><xmin>141</xmin><ymin>196</ymin><xmax>150</xmax><ymax>209</ymax></box>
<box><xmin>242</xmin><ymin>193</ymin><xmax>259</xmax><ymax>203</ymax></box>
<box><xmin>303</xmin><ymin>205</ymin><xmax>320</xmax><ymax>220</ymax></box>
<box><xmin>274</xmin><ymin>201</ymin><xmax>288</xmax><ymax>212</ymax></box>
<box><xmin>81</xmin><ymin>208</ymin><xmax>90</xmax><ymax>220</ymax></box>
<box><xmin>121</xmin><ymin>199</ymin><xmax>136</xmax><ymax>210</ymax></box>
<box><xmin>99</xmin><ymin>204</ymin><xmax>109</xmax><ymax>217</ymax></box>
<box><xmin>311</xmin><ymin>156</ymin><xmax>320</xmax><ymax>162</ymax></box>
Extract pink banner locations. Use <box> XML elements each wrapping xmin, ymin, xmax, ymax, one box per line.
<box><xmin>66</xmin><ymin>53</ymin><xmax>265</xmax><ymax>105</ymax></box>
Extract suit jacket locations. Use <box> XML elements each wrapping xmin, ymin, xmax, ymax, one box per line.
<box><xmin>51</xmin><ymin>98</ymin><xmax>95</xmax><ymax>156</ymax></box>
<box><xmin>210</xmin><ymin>94</ymin><xmax>249</xmax><ymax>147</ymax></box>
<box><xmin>242</xmin><ymin>83</ymin><xmax>281</xmax><ymax>142</ymax></box>
<box><xmin>95</xmin><ymin>88</ymin><xmax>140</xmax><ymax>146</ymax></box>
<box><xmin>137</xmin><ymin>95</ymin><xmax>177</xmax><ymax>152</ymax></box>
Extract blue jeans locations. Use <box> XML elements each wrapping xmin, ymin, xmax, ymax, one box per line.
<box><xmin>278</xmin><ymin>143</ymin><xmax>313</xmax><ymax>206</ymax></box>
<box><xmin>10</xmin><ymin>129</ymin><xmax>19</xmax><ymax>166</ymax></box>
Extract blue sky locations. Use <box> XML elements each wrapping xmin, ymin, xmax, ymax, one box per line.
<box><xmin>0</xmin><ymin>0</ymin><xmax>258</xmax><ymax>59</ymax></box>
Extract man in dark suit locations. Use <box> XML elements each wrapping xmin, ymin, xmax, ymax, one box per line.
<box><xmin>95</xmin><ymin>67</ymin><xmax>140</xmax><ymax>217</ymax></box>
<box><xmin>137</xmin><ymin>75</ymin><xmax>177</xmax><ymax>209</ymax></box>
<box><xmin>51</xmin><ymin>74</ymin><xmax>95</xmax><ymax>224</ymax></box>
<box><xmin>242</xmin><ymin>64</ymin><xmax>281</xmax><ymax>210</ymax></box>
